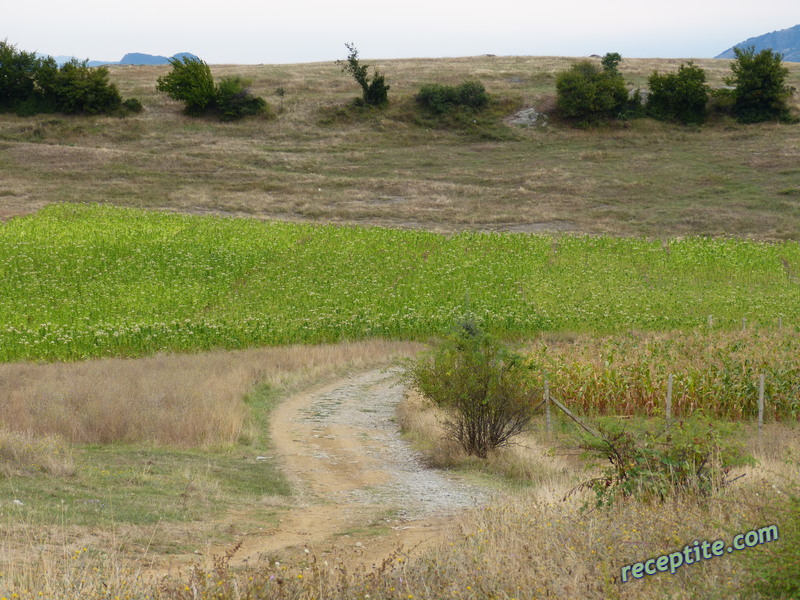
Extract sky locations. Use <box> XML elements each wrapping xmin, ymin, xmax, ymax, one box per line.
<box><xmin>4</xmin><ymin>1</ymin><xmax>798</xmax><ymax>64</ymax></box>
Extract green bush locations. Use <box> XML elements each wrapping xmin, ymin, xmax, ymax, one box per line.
<box><xmin>156</xmin><ymin>57</ymin><xmax>268</xmax><ymax>120</ymax></box>
<box><xmin>647</xmin><ymin>61</ymin><xmax>709</xmax><ymax>125</ymax></box>
<box><xmin>555</xmin><ymin>54</ymin><xmax>629</xmax><ymax>125</ymax></box>
<box><xmin>121</xmin><ymin>97</ymin><xmax>143</xmax><ymax>114</ymax></box>
<box><xmin>156</xmin><ymin>56</ymin><xmax>216</xmax><ymax>116</ymax></box>
<box><xmin>575</xmin><ymin>415</ymin><xmax>753</xmax><ymax>508</ymax></box>
<box><xmin>416</xmin><ymin>80</ymin><xmax>489</xmax><ymax>114</ymax></box>
<box><xmin>36</xmin><ymin>58</ymin><xmax>122</xmax><ymax>115</ymax></box>
<box><xmin>725</xmin><ymin>46</ymin><xmax>796</xmax><ymax>123</ymax></box>
<box><xmin>215</xmin><ymin>76</ymin><xmax>267</xmax><ymax>121</ymax></box>
<box><xmin>0</xmin><ymin>40</ymin><xmax>39</xmax><ymax>112</ymax></box>
<box><xmin>337</xmin><ymin>43</ymin><xmax>390</xmax><ymax>108</ymax></box>
<box><xmin>406</xmin><ymin>321</ymin><xmax>539</xmax><ymax>458</ymax></box>
<box><xmin>1</xmin><ymin>42</ymin><xmax>123</xmax><ymax>116</ymax></box>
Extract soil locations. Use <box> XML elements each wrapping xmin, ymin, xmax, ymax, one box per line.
<box><xmin>149</xmin><ymin>368</ymin><xmax>487</xmax><ymax>579</ymax></box>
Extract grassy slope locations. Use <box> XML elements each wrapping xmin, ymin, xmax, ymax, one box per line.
<box><xmin>0</xmin><ymin>56</ymin><xmax>798</xmax><ymax>238</ymax></box>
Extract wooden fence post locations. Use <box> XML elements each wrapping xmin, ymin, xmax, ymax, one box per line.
<box><xmin>544</xmin><ymin>377</ymin><xmax>551</xmax><ymax>434</ymax></box>
<box><xmin>758</xmin><ymin>374</ymin><xmax>765</xmax><ymax>436</ymax></box>
<box><xmin>666</xmin><ymin>373</ymin><xmax>673</xmax><ymax>424</ymax></box>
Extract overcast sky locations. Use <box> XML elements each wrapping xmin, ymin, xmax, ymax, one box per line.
<box><xmin>4</xmin><ymin>1</ymin><xmax>798</xmax><ymax>64</ymax></box>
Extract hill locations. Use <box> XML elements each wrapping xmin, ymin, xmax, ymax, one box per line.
<box><xmin>1</xmin><ymin>56</ymin><xmax>799</xmax><ymax>240</ymax></box>
<box><xmin>716</xmin><ymin>24</ymin><xmax>800</xmax><ymax>62</ymax></box>
<box><xmin>41</xmin><ymin>51</ymin><xmax>199</xmax><ymax>67</ymax></box>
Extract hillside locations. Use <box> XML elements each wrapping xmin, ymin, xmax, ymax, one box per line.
<box><xmin>0</xmin><ymin>56</ymin><xmax>799</xmax><ymax>239</ymax></box>
<box><xmin>716</xmin><ymin>24</ymin><xmax>800</xmax><ymax>62</ymax></box>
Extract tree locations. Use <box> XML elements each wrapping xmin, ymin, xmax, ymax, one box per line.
<box><xmin>555</xmin><ymin>53</ymin><xmax>628</xmax><ymax>125</ymax></box>
<box><xmin>726</xmin><ymin>46</ymin><xmax>795</xmax><ymax>123</ymax></box>
<box><xmin>406</xmin><ymin>323</ymin><xmax>539</xmax><ymax>458</ymax></box>
<box><xmin>647</xmin><ymin>62</ymin><xmax>709</xmax><ymax>125</ymax></box>
<box><xmin>156</xmin><ymin>56</ymin><xmax>216</xmax><ymax>116</ymax></box>
<box><xmin>337</xmin><ymin>43</ymin><xmax>389</xmax><ymax>108</ymax></box>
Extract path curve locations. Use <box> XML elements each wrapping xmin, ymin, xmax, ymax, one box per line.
<box><xmin>151</xmin><ymin>368</ymin><xmax>487</xmax><ymax>576</ymax></box>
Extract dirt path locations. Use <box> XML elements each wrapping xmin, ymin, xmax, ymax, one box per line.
<box><xmin>150</xmin><ymin>368</ymin><xmax>486</xmax><ymax>577</ymax></box>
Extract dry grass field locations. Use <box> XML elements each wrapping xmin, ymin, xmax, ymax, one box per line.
<box><xmin>0</xmin><ymin>55</ymin><xmax>799</xmax><ymax>237</ymax></box>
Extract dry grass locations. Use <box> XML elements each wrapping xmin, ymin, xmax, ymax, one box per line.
<box><xmin>0</xmin><ymin>340</ymin><xmax>422</xmax><ymax>447</ymax></box>
<box><xmin>0</xmin><ymin>428</ymin><xmax>75</xmax><ymax>477</ymax></box>
<box><xmin>1</xmin><ymin>56</ymin><xmax>799</xmax><ymax>238</ymax></box>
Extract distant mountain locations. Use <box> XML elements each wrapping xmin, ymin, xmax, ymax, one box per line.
<box><xmin>41</xmin><ymin>52</ymin><xmax>199</xmax><ymax>67</ymax></box>
<box><xmin>716</xmin><ymin>24</ymin><xmax>800</xmax><ymax>63</ymax></box>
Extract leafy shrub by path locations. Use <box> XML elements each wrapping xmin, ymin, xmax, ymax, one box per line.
<box><xmin>406</xmin><ymin>322</ymin><xmax>539</xmax><ymax>458</ymax></box>
<box><xmin>574</xmin><ymin>415</ymin><xmax>753</xmax><ymax>507</ymax></box>
<box><xmin>647</xmin><ymin>62</ymin><xmax>710</xmax><ymax>125</ymax></box>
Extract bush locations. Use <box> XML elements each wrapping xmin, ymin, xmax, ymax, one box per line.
<box><xmin>337</xmin><ymin>43</ymin><xmax>390</xmax><ymax>108</ymax></box>
<box><xmin>215</xmin><ymin>76</ymin><xmax>267</xmax><ymax>121</ymax></box>
<box><xmin>36</xmin><ymin>58</ymin><xmax>122</xmax><ymax>115</ymax></box>
<box><xmin>725</xmin><ymin>45</ymin><xmax>796</xmax><ymax>123</ymax></box>
<box><xmin>574</xmin><ymin>415</ymin><xmax>753</xmax><ymax>507</ymax></box>
<box><xmin>555</xmin><ymin>53</ymin><xmax>629</xmax><ymax>125</ymax></box>
<box><xmin>647</xmin><ymin>62</ymin><xmax>709</xmax><ymax>125</ymax></box>
<box><xmin>156</xmin><ymin>57</ymin><xmax>267</xmax><ymax>120</ymax></box>
<box><xmin>121</xmin><ymin>97</ymin><xmax>143</xmax><ymax>114</ymax></box>
<box><xmin>406</xmin><ymin>322</ymin><xmax>539</xmax><ymax>458</ymax></box>
<box><xmin>416</xmin><ymin>80</ymin><xmax>489</xmax><ymax>114</ymax></box>
<box><xmin>156</xmin><ymin>56</ymin><xmax>216</xmax><ymax>116</ymax></box>
<box><xmin>0</xmin><ymin>40</ymin><xmax>39</xmax><ymax>112</ymax></box>
<box><xmin>1</xmin><ymin>42</ymin><xmax>123</xmax><ymax>116</ymax></box>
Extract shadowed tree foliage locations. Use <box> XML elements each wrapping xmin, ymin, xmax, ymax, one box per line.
<box><xmin>647</xmin><ymin>62</ymin><xmax>710</xmax><ymax>125</ymax></box>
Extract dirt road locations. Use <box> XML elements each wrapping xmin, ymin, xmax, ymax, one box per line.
<box><xmin>151</xmin><ymin>368</ymin><xmax>486</xmax><ymax>577</ymax></box>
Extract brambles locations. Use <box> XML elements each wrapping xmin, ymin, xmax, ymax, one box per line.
<box><xmin>156</xmin><ymin>56</ymin><xmax>268</xmax><ymax>120</ymax></box>
<box><xmin>575</xmin><ymin>416</ymin><xmax>753</xmax><ymax>507</ymax></box>
<box><xmin>337</xmin><ymin>42</ymin><xmax>389</xmax><ymax>108</ymax></box>
<box><xmin>406</xmin><ymin>323</ymin><xmax>539</xmax><ymax>458</ymax></box>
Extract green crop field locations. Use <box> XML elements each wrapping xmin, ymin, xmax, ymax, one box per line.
<box><xmin>2</xmin><ymin>203</ymin><xmax>799</xmax><ymax>362</ymax></box>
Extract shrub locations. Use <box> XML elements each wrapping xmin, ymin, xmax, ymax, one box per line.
<box><xmin>416</xmin><ymin>80</ymin><xmax>489</xmax><ymax>114</ymax></box>
<box><xmin>0</xmin><ymin>40</ymin><xmax>39</xmax><ymax>112</ymax></box>
<box><xmin>725</xmin><ymin>45</ymin><xmax>796</xmax><ymax>123</ymax></box>
<box><xmin>156</xmin><ymin>57</ymin><xmax>268</xmax><ymax>120</ymax></box>
<box><xmin>156</xmin><ymin>56</ymin><xmax>217</xmax><ymax>116</ymax></box>
<box><xmin>406</xmin><ymin>321</ymin><xmax>539</xmax><ymax>458</ymax></box>
<box><xmin>555</xmin><ymin>53</ymin><xmax>628</xmax><ymax>125</ymax></box>
<box><xmin>337</xmin><ymin>42</ymin><xmax>389</xmax><ymax>108</ymax></box>
<box><xmin>121</xmin><ymin>97</ymin><xmax>143</xmax><ymax>114</ymax></box>
<box><xmin>36</xmin><ymin>58</ymin><xmax>122</xmax><ymax>115</ymax></box>
<box><xmin>574</xmin><ymin>415</ymin><xmax>753</xmax><ymax>507</ymax></box>
<box><xmin>215</xmin><ymin>76</ymin><xmax>266</xmax><ymax>121</ymax></box>
<box><xmin>647</xmin><ymin>61</ymin><xmax>709</xmax><ymax>124</ymax></box>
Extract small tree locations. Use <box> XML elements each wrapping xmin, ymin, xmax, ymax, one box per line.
<box><xmin>726</xmin><ymin>46</ymin><xmax>795</xmax><ymax>123</ymax></box>
<box><xmin>647</xmin><ymin>61</ymin><xmax>709</xmax><ymax>125</ymax></box>
<box><xmin>156</xmin><ymin>56</ymin><xmax>216</xmax><ymax>116</ymax></box>
<box><xmin>337</xmin><ymin>43</ymin><xmax>389</xmax><ymax>108</ymax></box>
<box><xmin>407</xmin><ymin>323</ymin><xmax>539</xmax><ymax>458</ymax></box>
<box><xmin>36</xmin><ymin>59</ymin><xmax>122</xmax><ymax>115</ymax></box>
<box><xmin>556</xmin><ymin>53</ymin><xmax>628</xmax><ymax>125</ymax></box>
<box><xmin>156</xmin><ymin>56</ymin><xmax>267</xmax><ymax>120</ymax></box>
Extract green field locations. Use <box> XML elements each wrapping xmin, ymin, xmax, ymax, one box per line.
<box><xmin>2</xmin><ymin>203</ymin><xmax>799</xmax><ymax>361</ymax></box>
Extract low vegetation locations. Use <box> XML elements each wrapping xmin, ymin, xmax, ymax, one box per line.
<box><xmin>4</xmin><ymin>204</ymin><xmax>800</xmax><ymax>361</ymax></box>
